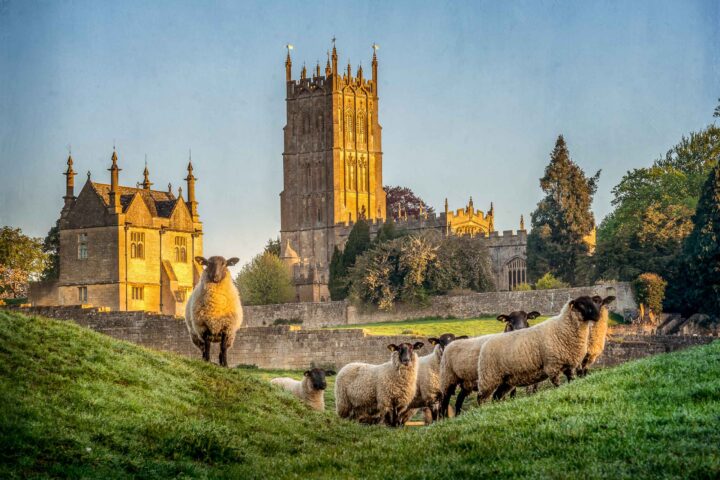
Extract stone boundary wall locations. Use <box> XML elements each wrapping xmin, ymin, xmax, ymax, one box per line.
<box><xmin>242</xmin><ymin>282</ymin><xmax>635</xmax><ymax>328</ymax></box>
<box><xmin>7</xmin><ymin>304</ymin><xmax>713</xmax><ymax>370</ymax></box>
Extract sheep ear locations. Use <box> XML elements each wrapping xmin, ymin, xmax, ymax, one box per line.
<box><xmin>497</xmin><ymin>315</ymin><xmax>509</xmax><ymax>322</ymax></box>
<box><xmin>195</xmin><ymin>256</ymin><xmax>208</xmax><ymax>266</ymax></box>
<box><xmin>226</xmin><ymin>257</ymin><xmax>240</xmax><ymax>267</ymax></box>
<box><xmin>303</xmin><ymin>370</ymin><xmax>311</xmax><ymax>377</ymax></box>
<box><xmin>325</xmin><ymin>370</ymin><xmax>336</xmax><ymax>377</ymax></box>
<box><xmin>602</xmin><ymin>296</ymin><xmax>616</xmax><ymax>306</ymax></box>
<box><xmin>592</xmin><ymin>295</ymin><xmax>603</xmax><ymax>305</ymax></box>
<box><xmin>527</xmin><ymin>311</ymin><xmax>541</xmax><ymax>319</ymax></box>
<box><xmin>413</xmin><ymin>342</ymin><xmax>424</xmax><ymax>350</ymax></box>
<box><xmin>457</xmin><ymin>335</ymin><xmax>469</xmax><ymax>340</ymax></box>
<box><xmin>387</xmin><ymin>344</ymin><xmax>398</xmax><ymax>352</ymax></box>
<box><xmin>428</xmin><ymin>337</ymin><xmax>439</xmax><ymax>345</ymax></box>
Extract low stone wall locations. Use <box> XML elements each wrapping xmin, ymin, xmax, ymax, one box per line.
<box><xmin>7</xmin><ymin>304</ymin><xmax>714</xmax><ymax>371</ymax></box>
<box><xmin>243</xmin><ymin>301</ymin><xmax>347</xmax><ymax>328</ymax></box>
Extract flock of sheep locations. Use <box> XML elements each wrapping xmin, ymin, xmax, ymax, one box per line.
<box><xmin>184</xmin><ymin>255</ymin><xmax>615</xmax><ymax>427</ymax></box>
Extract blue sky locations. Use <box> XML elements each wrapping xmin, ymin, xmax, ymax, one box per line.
<box><xmin>1</xmin><ymin>0</ymin><xmax>718</xmax><ymax>267</ymax></box>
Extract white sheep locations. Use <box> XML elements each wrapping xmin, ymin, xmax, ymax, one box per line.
<box><xmin>438</xmin><ymin>310</ymin><xmax>539</xmax><ymax>417</ymax></box>
<box><xmin>400</xmin><ymin>333</ymin><xmax>466</xmax><ymax>425</ymax></box>
<box><xmin>476</xmin><ymin>295</ymin><xmax>609</xmax><ymax>403</ymax></box>
<box><xmin>270</xmin><ymin>368</ymin><xmax>336</xmax><ymax>411</ymax></box>
<box><xmin>577</xmin><ymin>296</ymin><xmax>615</xmax><ymax>377</ymax></box>
<box><xmin>335</xmin><ymin>341</ymin><xmax>424</xmax><ymax>427</ymax></box>
<box><xmin>185</xmin><ymin>255</ymin><xmax>243</xmax><ymax>367</ymax></box>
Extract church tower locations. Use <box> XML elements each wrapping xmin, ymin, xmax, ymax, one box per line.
<box><xmin>280</xmin><ymin>42</ymin><xmax>386</xmax><ymax>301</ymax></box>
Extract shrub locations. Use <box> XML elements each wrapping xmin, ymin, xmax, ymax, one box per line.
<box><xmin>513</xmin><ymin>283</ymin><xmax>532</xmax><ymax>291</ymax></box>
<box><xmin>632</xmin><ymin>273</ymin><xmax>667</xmax><ymax>317</ymax></box>
<box><xmin>235</xmin><ymin>252</ymin><xmax>294</xmax><ymax>305</ymax></box>
<box><xmin>534</xmin><ymin>273</ymin><xmax>569</xmax><ymax>290</ymax></box>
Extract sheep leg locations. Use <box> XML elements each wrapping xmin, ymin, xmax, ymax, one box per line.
<box><xmin>439</xmin><ymin>383</ymin><xmax>457</xmax><ymax>419</ymax></box>
<box><xmin>423</xmin><ymin>408</ymin><xmax>434</xmax><ymax>425</ymax></box>
<box><xmin>550</xmin><ymin>374</ymin><xmax>562</xmax><ymax>387</ymax></box>
<box><xmin>219</xmin><ymin>332</ymin><xmax>228</xmax><ymax>367</ymax></box>
<box><xmin>563</xmin><ymin>366</ymin><xmax>576</xmax><ymax>383</ymax></box>
<box><xmin>477</xmin><ymin>384</ymin><xmax>497</xmax><ymax>405</ymax></box>
<box><xmin>455</xmin><ymin>387</ymin><xmax>469</xmax><ymax>415</ymax></box>
<box><xmin>201</xmin><ymin>330</ymin><xmax>211</xmax><ymax>362</ymax></box>
<box><xmin>493</xmin><ymin>383</ymin><xmax>514</xmax><ymax>401</ymax></box>
<box><xmin>509</xmin><ymin>387</ymin><xmax>517</xmax><ymax>399</ymax></box>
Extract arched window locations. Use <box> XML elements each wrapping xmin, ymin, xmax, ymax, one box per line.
<box><xmin>506</xmin><ymin>257</ymin><xmax>527</xmax><ymax>290</ymax></box>
<box><xmin>130</xmin><ymin>232</ymin><xmax>145</xmax><ymax>259</ymax></box>
<box><xmin>174</xmin><ymin>246</ymin><xmax>180</xmax><ymax>262</ymax></box>
<box><xmin>357</xmin><ymin>112</ymin><xmax>365</xmax><ymax>145</ymax></box>
<box><xmin>130</xmin><ymin>243</ymin><xmax>137</xmax><ymax>259</ymax></box>
<box><xmin>137</xmin><ymin>243</ymin><xmax>144</xmax><ymax>259</ymax></box>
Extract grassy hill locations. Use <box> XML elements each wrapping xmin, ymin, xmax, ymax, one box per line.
<box><xmin>1</xmin><ymin>310</ymin><xmax>719</xmax><ymax>479</ymax></box>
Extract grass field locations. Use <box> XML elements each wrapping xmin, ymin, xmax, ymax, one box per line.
<box><xmin>1</xmin><ymin>310</ymin><xmax>719</xmax><ymax>479</ymax></box>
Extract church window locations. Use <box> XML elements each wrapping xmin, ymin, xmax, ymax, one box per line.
<box><xmin>303</xmin><ymin>113</ymin><xmax>311</xmax><ymax>134</ymax></box>
<box><xmin>174</xmin><ymin>236</ymin><xmax>187</xmax><ymax>262</ymax></box>
<box><xmin>77</xmin><ymin>286</ymin><xmax>87</xmax><ymax>302</ymax></box>
<box><xmin>77</xmin><ymin>233</ymin><xmax>88</xmax><ymax>260</ymax></box>
<box><xmin>306</xmin><ymin>163</ymin><xmax>311</xmax><ymax>192</ymax></box>
<box><xmin>507</xmin><ymin>257</ymin><xmax>527</xmax><ymax>290</ymax></box>
<box><xmin>131</xmin><ymin>285</ymin><xmax>144</xmax><ymax>300</ymax></box>
<box><xmin>345</xmin><ymin>110</ymin><xmax>354</xmax><ymax>143</ymax></box>
<box><xmin>357</xmin><ymin>112</ymin><xmax>365</xmax><ymax>145</ymax></box>
<box><xmin>130</xmin><ymin>232</ymin><xmax>145</xmax><ymax>259</ymax></box>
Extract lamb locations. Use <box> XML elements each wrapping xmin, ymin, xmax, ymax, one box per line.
<box><xmin>270</xmin><ymin>368</ymin><xmax>336</xmax><ymax>411</ymax></box>
<box><xmin>439</xmin><ymin>310</ymin><xmax>539</xmax><ymax>418</ymax></box>
<box><xmin>184</xmin><ymin>255</ymin><xmax>243</xmax><ymax>367</ymax></box>
<box><xmin>476</xmin><ymin>295</ymin><xmax>610</xmax><ymax>404</ymax></box>
<box><xmin>577</xmin><ymin>296</ymin><xmax>615</xmax><ymax>377</ymax></box>
<box><xmin>400</xmin><ymin>333</ymin><xmax>466</xmax><ymax>425</ymax></box>
<box><xmin>335</xmin><ymin>342</ymin><xmax>424</xmax><ymax>427</ymax></box>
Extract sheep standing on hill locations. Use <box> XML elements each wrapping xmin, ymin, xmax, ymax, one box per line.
<box><xmin>439</xmin><ymin>310</ymin><xmax>539</xmax><ymax>418</ymax></box>
<box><xmin>185</xmin><ymin>256</ymin><xmax>243</xmax><ymax>367</ymax></box>
<box><xmin>335</xmin><ymin>342</ymin><xmax>424</xmax><ymax>427</ymax></box>
<box><xmin>577</xmin><ymin>296</ymin><xmax>615</xmax><ymax>377</ymax></box>
<box><xmin>400</xmin><ymin>333</ymin><xmax>466</xmax><ymax>425</ymax></box>
<box><xmin>476</xmin><ymin>296</ymin><xmax>610</xmax><ymax>404</ymax></box>
<box><xmin>271</xmin><ymin>368</ymin><xmax>336</xmax><ymax>411</ymax></box>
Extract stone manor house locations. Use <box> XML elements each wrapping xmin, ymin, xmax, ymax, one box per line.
<box><xmin>279</xmin><ymin>43</ymin><xmax>532</xmax><ymax>302</ymax></box>
<box><xmin>29</xmin><ymin>150</ymin><xmax>203</xmax><ymax>315</ymax></box>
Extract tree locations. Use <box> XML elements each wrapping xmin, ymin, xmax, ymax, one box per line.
<box><xmin>384</xmin><ymin>185</ymin><xmax>434</xmax><ymax>220</ymax></box>
<box><xmin>674</xmin><ymin>163</ymin><xmax>720</xmax><ymax>316</ymax></box>
<box><xmin>594</xmin><ymin>125</ymin><xmax>720</xmax><ymax>308</ymax></box>
<box><xmin>714</xmin><ymin>98</ymin><xmax>720</xmax><ymax>118</ymax></box>
<box><xmin>374</xmin><ymin>217</ymin><xmax>402</xmax><ymax>245</ymax></box>
<box><xmin>631</xmin><ymin>273</ymin><xmax>667</xmax><ymax>323</ymax></box>
<box><xmin>234</xmin><ymin>252</ymin><xmax>294</xmax><ymax>305</ymax></box>
<box><xmin>527</xmin><ymin>135</ymin><xmax>600</xmax><ymax>286</ymax></box>
<box><xmin>41</xmin><ymin>223</ymin><xmax>60</xmax><ymax>280</ymax></box>
<box><xmin>534</xmin><ymin>272</ymin><xmax>569</xmax><ymax>290</ymax></box>
<box><xmin>426</xmin><ymin>235</ymin><xmax>495</xmax><ymax>294</ymax></box>
<box><xmin>264</xmin><ymin>237</ymin><xmax>281</xmax><ymax>257</ymax></box>
<box><xmin>328</xmin><ymin>219</ymin><xmax>371</xmax><ymax>300</ymax></box>
<box><xmin>0</xmin><ymin>226</ymin><xmax>47</xmax><ymax>298</ymax></box>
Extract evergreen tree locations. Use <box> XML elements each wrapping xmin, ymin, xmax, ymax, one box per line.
<box><xmin>374</xmin><ymin>218</ymin><xmax>400</xmax><ymax>245</ymax></box>
<box><xmin>527</xmin><ymin>135</ymin><xmax>600</xmax><ymax>285</ymax></box>
<box><xmin>41</xmin><ymin>222</ymin><xmax>60</xmax><ymax>280</ymax></box>
<box><xmin>676</xmin><ymin>163</ymin><xmax>720</xmax><ymax>316</ymax></box>
<box><xmin>328</xmin><ymin>246</ymin><xmax>346</xmax><ymax>300</ymax></box>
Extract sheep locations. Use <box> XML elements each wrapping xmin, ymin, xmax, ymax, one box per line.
<box><xmin>476</xmin><ymin>295</ymin><xmax>609</xmax><ymax>404</ymax></box>
<box><xmin>400</xmin><ymin>333</ymin><xmax>466</xmax><ymax>425</ymax></box>
<box><xmin>335</xmin><ymin>341</ymin><xmax>424</xmax><ymax>427</ymax></box>
<box><xmin>270</xmin><ymin>368</ymin><xmax>336</xmax><ymax>411</ymax></box>
<box><xmin>439</xmin><ymin>310</ymin><xmax>540</xmax><ymax>418</ymax></box>
<box><xmin>577</xmin><ymin>296</ymin><xmax>616</xmax><ymax>377</ymax></box>
<box><xmin>184</xmin><ymin>255</ymin><xmax>243</xmax><ymax>367</ymax></box>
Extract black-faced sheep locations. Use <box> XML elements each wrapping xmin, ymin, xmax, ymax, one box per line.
<box><xmin>476</xmin><ymin>295</ymin><xmax>609</xmax><ymax>404</ymax></box>
<box><xmin>335</xmin><ymin>342</ymin><xmax>424</xmax><ymax>427</ymax></box>
<box><xmin>400</xmin><ymin>333</ymin><xmax>466</xmax><ymax>425</ymax></box>
<box><xmin>270</xmin><ymin>368</ymin><xmax>336</xmax><ymax>411</ymax></box>
<box><xmin>185</xmin><ymin>255</ymin><xmax>243</xmax><ymax>367</ymax></box>
<box><xmin>438</xmin><ymin>310</ymin><xmax>539</xmax><ymax>418</ymax></box>
<box><xmin>577</xmin><ymin>296</ymin><xmax>616</xmax><ymax>377</ymax></box>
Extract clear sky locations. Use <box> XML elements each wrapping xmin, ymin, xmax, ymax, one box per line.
<box><xmin>1</xmin><ymin>0</ymin><xmax>718</xmax><ymax>270</ymax></box>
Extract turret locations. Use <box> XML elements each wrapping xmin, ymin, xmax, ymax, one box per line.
<box><xmin>301</xmin><ymin>63</ymin><xmax>307</xmax><ymax>80</ymax></box>
<box><xmin>520</xmin><ymin>214</ymin><xmax>525</xmax><ymax>231</ymax></box>
<box><xmin>285</xmin><ymin>45</ymin><xmax>292</xmax><ymax>82</ymax></box>
<box><xmin>356</xmin><ymin>64</ymin><xmax>363</xmax><ymax>82</ymax></box>
<box><xmin>325</xmin><ymin>52</ymin><xmax>331</xmax><ymax>77</ymax></box>
<box><xmin>315</xmin><ymin>61</ymin><xmax>321</xmax><ymax>78</ymax></box>
<box><xmin>141</xmin><ymin>160</ymin><xmax>152</xmax><ymax>190</ymax></box>
<box><xmin>185</xmin><ymin>159</ymin><xmax>199</xmax><ymax>221</ymax></box>
<box><xmin>371</xmin><ymin>43</ymin><xmax>379</xmax><ymax>92</ymax></box>
<box><xmin>108</xmin><ymin>148</ymin><xmax>122</xmax><ymax>213</ymax></box>
<box><xmin>62</xmin><ymin>153</ymin><xmax>77</xmax><ymax>212</ymax></box>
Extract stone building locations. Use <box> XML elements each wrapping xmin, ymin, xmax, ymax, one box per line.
<box><xmin>29</xmin><ymin>150</ymin><xmax>203</xmax><ymax>315</ymax></box>
<box><xmin>279</xmin><ymin>43</ymin><xmax>529</xmax><ymax>300</ymax></box>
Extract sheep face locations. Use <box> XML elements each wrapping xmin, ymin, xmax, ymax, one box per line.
<box><xmin>195</xmin><ymin>256</ymin><xmax>240</xmax><ymax>283</ymax></box>
<box><xmin>497</xmin><ymin>311</ymin><xmax>541</xmax><ymax>332</ymax></box>
<box><xmin>304</xmin><ymin>368</ymin><xmax>335</xmax><ymax>390</ymax></box>
<box><xmin>428</xmin><ymin>333</ymin><xmax>467</xmax><ymax>354</ymax></box>
<box><xmin>388</xmin><ymin>342</ymin><xmax>424</xmax><ymax>366</ymax></box>
<box><xmin>570</xmin><ymin>296</ymin><xmax>603</xmax><ymax>322</ymax></box>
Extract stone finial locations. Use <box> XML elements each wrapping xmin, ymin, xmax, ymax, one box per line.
<box><xmin>520</xmin><ymin>214</ymin><xmax>525</xmax><ymax>231</ymax></box>
<box><xmin>142</xmin><ymin>158</ymin><xmax>152</xmax><ymax>190</ymax></box>
<box><xmin>168</xmin><ymin>182</ymin><xmax>172</xmax><ymax>193</ymax></box>
<box><xmin>285</xmin><ymin>44</ymin><xmax>293</xmax><ymax>82</ymax></box>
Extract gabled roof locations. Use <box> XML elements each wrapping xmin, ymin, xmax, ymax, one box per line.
<box><xmin>90</xmin><ymin>182</ymin><xmax>180</xmax><ymax>219</ymax></box>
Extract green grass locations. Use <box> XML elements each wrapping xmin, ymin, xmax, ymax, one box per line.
<box><xmin>1</xmin><ymin>310</ymin><xmax>719</xmax><ymax>479</ymax></box>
